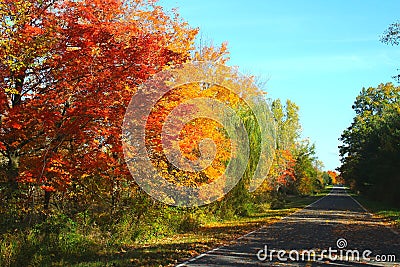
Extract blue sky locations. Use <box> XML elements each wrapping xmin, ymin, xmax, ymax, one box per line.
<box><xmin>158</xmin><ymin>0</ymin><xmax>400</xmax><ymax>171</ymax></box>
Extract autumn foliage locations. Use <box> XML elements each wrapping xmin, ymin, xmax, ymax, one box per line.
<box><xmin>0</xmin><ymin>0</ymin><xmax>197</xmax><ymax>208</ymax></box>
<box><xmin>327</xmin><ymin>170</ymin><xmax>338</xmax><ymax>184</ymax></box>
<box><xmin>0</xmin><ymin>1</ymin><xmax>327</xmax><ymax>265</ymax></box>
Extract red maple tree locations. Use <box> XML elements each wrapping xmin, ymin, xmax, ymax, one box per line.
<box><xmin>0</xmin><ymin>0</ymin><xmax>197</xmax><ymax>209</ymax></box>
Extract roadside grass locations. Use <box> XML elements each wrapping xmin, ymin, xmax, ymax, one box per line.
<box><xmin>346</xmin><ymin>186</ymin><xmax>400</xmax><ymax>229</ymax></box>
<box><xmin>1</xmin><ymin>189</ymin><xmax>331</xmax><ymax>267</ymax></box>
<box><xmin>62</xmin><ymin>208</ymin><xmax>296</xmax><ymax>267</ymax></box>
<box><xmin>353</xmin><ymin>196</ymin><xmax>400</xmax><ymax>230</ymax></box>
<box><xmin>69</xmin><ymin>191</ymin><xmax>330</xmax><ymax>267</ymax></box>
<box><xmin>89</xmin><ymin>209</ymin><xmax>295</xmax><ymax>267</ymax></box>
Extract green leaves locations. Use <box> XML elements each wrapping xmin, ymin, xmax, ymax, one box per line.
<box><xmin>339</xmin><ymin>83</ymin><xmax>400</xmax><ymax>206</ymax></box>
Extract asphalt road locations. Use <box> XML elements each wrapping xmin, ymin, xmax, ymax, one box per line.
<box><xmin>176</xmin><ymin>186</ymin><xmax>400</xmax><ymax>267</ymax></box>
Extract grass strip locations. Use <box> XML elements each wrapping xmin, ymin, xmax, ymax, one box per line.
<box><xmin>70</xmin><ymin>193</ymin><xmax>329</xmax><ymax>267</ymax></box>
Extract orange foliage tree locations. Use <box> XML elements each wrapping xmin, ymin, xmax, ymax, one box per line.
<box><xmin>0</xmin><ymin>0</ymin><xmax>197</xmax><ymax>210</ymax></box>
<box><xmin>327</xmin><ymin>170</ymin><xmax>338</xmax><ymax>185</ymax></box>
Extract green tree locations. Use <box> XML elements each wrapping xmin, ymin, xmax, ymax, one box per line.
<box><xmin>294</xmin><ymin>140</ymin><xmax>322</xmax><ymax>195</ymax></box>
<box><xmin>339</xmin><ymin>83</ymin><xmax>400</xmax><ymax>205</ymax></box>
<box><xmin>271</xmin><ymin>99</ymin><xmax>301</xmax><ymax>151</ymax></box>
<box><xmin>266</xmin><ymin>99</ymin><xmax>322</xmax><ymax>196</ymax></box>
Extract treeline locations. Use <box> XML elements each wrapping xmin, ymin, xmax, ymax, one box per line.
<box><xmin>257</xmin><ymin>99</ymin><xmax>328</xmax><ymax>202</ymax></box>
<box><xmin>0</xmin><ymin>0</ymin><xmax>327</xmax><ymax>265</ymax></box>
<box><xmin>339</xmin><ymin>83</ymin><xmax>400</xmax><ymax>206</ymax></box>
<box><xmin>339</xmin><ymin>22</ymin><xmax>400</xmax><ymax>207</ymax></box>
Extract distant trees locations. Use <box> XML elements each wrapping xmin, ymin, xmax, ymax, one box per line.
<box><xmin>339</xmin><ymin>83</ymin><xmax>400</xmax><ymax>206</ymax></box>
<box><xmin>294</xmin><ymin>140</ymin><xmax>323</xmax><ymax>195</ymax></box>
<box><xmin>258</xmin><ymin>99</ymin><xmax>324</xmax><ymax>198</ymax></box>
<box><xmin>326</xmin><ymin>170</ymin><xmax>338</xmax><ymax>185</ymax></box>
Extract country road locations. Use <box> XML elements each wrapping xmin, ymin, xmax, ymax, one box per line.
<box><xmin>176</xmin><ymin>186</ymin><xmax>400</xmax><ymax>267</ymax></box>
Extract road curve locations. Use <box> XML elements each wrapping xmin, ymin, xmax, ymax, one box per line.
<box><xmin>176</xmin><ymin>186</ymin><xmax>400</xmax><ymax>267</ymax></box>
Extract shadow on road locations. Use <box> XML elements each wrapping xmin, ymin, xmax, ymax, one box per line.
<box><xmin>177</xmin><ymin>186</ymin><xmax>400</xmax><ymax>267</ymax></box>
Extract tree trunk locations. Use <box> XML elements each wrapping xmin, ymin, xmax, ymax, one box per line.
<box><xmin>44</xmin><ymin>190</ymin><xmax>51</xmax><ymax>210</ymax></box>
<box><xmin>6</xmin><ymin>151</ymin><xmax>19</xmax><ymax>192</ymax></box>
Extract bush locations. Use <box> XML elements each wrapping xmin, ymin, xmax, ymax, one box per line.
<box><xmin>178</xmin><ymin>213</ymin><xmax>201</xmax><ymax>232</ymax></box>
<box><xmin>270</xmin><ymin>198</ymin><xmax>285</xmax><ymax>209</ymax></box>
<box><xmin>0</xmin><ymin>233</ymin><xmax>21</xmax><ymax>267</ymax></box>
<box><xmin>0</xmin><ymin>212</ymin><xmax>101</xmax><ymax>267</ymax></box>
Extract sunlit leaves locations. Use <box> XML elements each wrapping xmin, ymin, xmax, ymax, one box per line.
<box><xmin>0</xmin><ymin>0</ymin><xmax>198</xmax><ymax>211</ymax></box>
<box><xmin>339</xmin><ymin>83</ymin><xmax>400</xmax><ymax>205</ymax></box>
